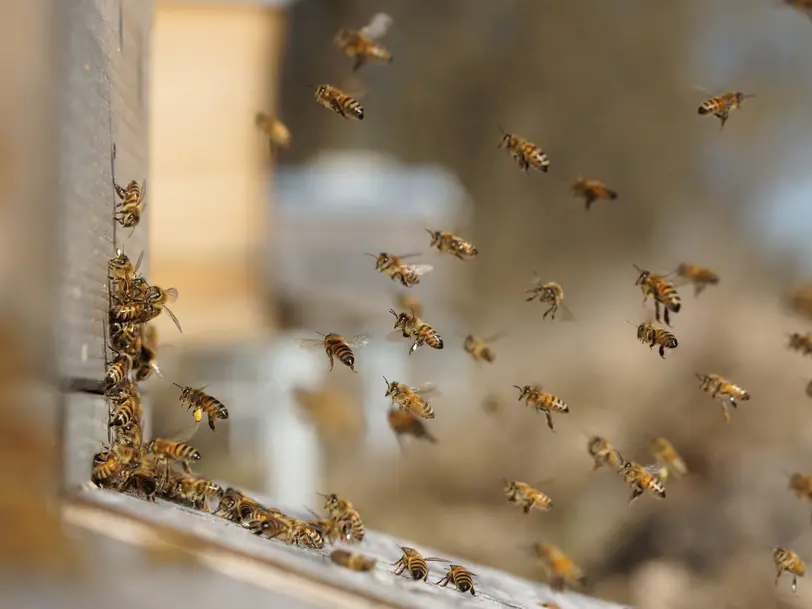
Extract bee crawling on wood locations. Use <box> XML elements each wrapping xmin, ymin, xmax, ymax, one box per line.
<box><xmin>571</xmin><ymin>178</ymin><xmax>617</xmax><ymax>211</ymax></box>
<box><xmin>111</xmin><ymin>143</ymin><xmax>147</xmax><ymax>232</ymax></box>
<box><xmin>436</xmin><ymin>564</ymin><xmax>477</xmax><ymax>596</ymax></box>
<box><xmin>330</xmin><ymin>549</ymin><xmax>376</xmax><ymax>572</ymax></box>
<box><xmin>392</xmin><ymin>546</ymin><xmax>447</xmax><ymax>581</ymax></box>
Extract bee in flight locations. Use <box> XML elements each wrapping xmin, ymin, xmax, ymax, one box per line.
<box><xmin>621</xmin><ymin>461</ymin><xmax>666</xmax><ymax>506</ymax></box>
<box><xmin>255</xmin><ymin>112</ymin><xmax>291</xmax><ymax>150</ymax></box>
<box><xmin>313</xmin><ymin>84</ymin><xmax>364</xmax><ymax>120</ymax></box>
<box><xmin>111</xmin><ymin>144</ymin><xmax>147</xmax><ymax>232</ymax></box>
<box><xmin>514</xmin><ymin>384</ymin><xmax>569</xmax><ymax>431</ymax></box>
<box><xmin>384</xmin><ymin>378</ymin><xmax>437</xmax><ymax>419</ymax></box>
<box><xmin>367</xmin><ymin>252</ymin><xmax>433</xmax><ymax>288</ymax></box>
<box><xmin>389</xmin><ymin>309</ymin><xmax>444</xmax><ymax>355</ymax></box>
<box><xmin>481</xmin><ymin>395</ymin><xmax>502</xmax><ymax>415</ymax></box>
<box><xmin>649</xmin><ymin>437</ymin><xmax>688</xmax><ymax>481</ymax></box>
<box><xmin>586</xmin><ymin>436</ymin><xmax>624</xmax><ymax>473</ymax></box>
<box><xmin>174</xmin><ymin>383</ymin><xmax>229</xmax><ymax>431</ymax></box>
<box><xmin>147</xmin><ymin>428</ymin><xmax>202</xmax><ymax>475</ymax></box>
<box><xmin>696</xmin><ymin>87</ymin><xmax>755</xmax><ymax>130</ymax></box>
<box><xmin>774</xmin><ymin>547</ymin><xmax>806</xmax><ymax>593</ymax></box>
<box><xmin>329</xmin><ymin>549</ymin><xmax>376</xmax><ymax>572</ymax></box>
<box><xmin>498</xmin><ymin>127</ymin><xmax>549</xmax><ymax>173</ymax></box>
<box><xmin>696</xmin><ymin>373</ymin><xmax>750</xmax><ymax>422</ymax></box>
<box><xmin>426</xmin><ymin>229</ymin><xmax>478</xmax><ymax>260</ymax></box>
<box><xmin>387</xmin><ymin>408</ymin><xmax>437</xmax><ymax>446</ymax></box>
<box><xmin>571</xmin><ymin>178</ymin><xmax>618</xmax><ymax>211</ymax></box>
<box><xmin>297</xmin><ymin>332</ymin><xmax>369</xmax><ymax>373</ymax></box>
<box><xmin>503</xmin><ymin>479</ymin><xmax>553</xmax><ymax>514</ymax></box>
<box><xmin>525</xmin><ymin>275</ymin><xmax>572</xmax><ymax>321</ymax></box>
<box><xmin>436</xmin><ymin>564</ymin><xmax>477</xmax><ymax>596</ymax></box>
<box><xmin>675</xmin><ymin>263</ymin><xmax>719</xmax><ymax>297</ymax></box>
<box><xmin>634</xmin><ymin>265</ymin><xmax>681</xmax><ymax>327</ymax></box>
<box><xmin>630</xmin><ymin>320</ymin><xmax>678</xmax><ymax>359</ymax></box>
<box><xmin>334</xmin><ymin>13</ymin><xmax>393</xmax><ymax>72</ymax></box>
<box><xmin>788</xmin><ymin>332</ymin><xmax>812</xmax><ymax>357</ymax></box>
<box><xmin>462</xmin><ymin>332</ymin><xmax>504</xmax><ymax>363</ymax></box>
<box><xmin>532</xmin><ymin>542</ymin><xmax>587</xmax><ymax>592</ymax></box>
<box><xmin>787</xmin><ymin>472</ymin><xmax>812</xmax><ymax>523</ymax></box>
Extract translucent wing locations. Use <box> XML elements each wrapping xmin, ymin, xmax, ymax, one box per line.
<box><xmin>360</xmin><ymin>13</ymin><xmax>393</xmax><ymax>39</ymax></box>
<box><xmin>133</xmin><ymin>250</ymin><xmax>144</xmax><ymax>274</ymax></box>
<box><xmin>559</xmin><ymin>303</ymin><xmax>576</xmax><ymax>322</ymax></box>
<box><xmin>411</xmin><ymin>383</ymin><xmax>439</xmax><ymax>397</ymax></box>
<box><xmin>162</xmin><ymin>287</ymin><xmax>179</xmax><ymax>303</ymax></box>
<box><xmin>164</xmin><ymin>305</ymin><xmax>183</xmax><ymax>334</ymax></box>
<box><xmin>345</xmin><ymin>334</ymin><xmax>370</xmax><ymax>348</ymax></box>
<box><xmin>168</xmin><ymin>420</ymin><xmax>202</xmax><ymax>443</ymax></box>
<box><xmin>643</xmin><ymin>463</ymin><xmax>663</xmax><ymax>476</ymax></box>
<box><xmin>297</xmin><ymin>338</ymin><xmax>326</xmax><ymax>349</ymax></box>
<box><xmin>404</xmin><ymin>264</ymin><xmax>434</xmax><ymax>277</ymax></box>
<box><xmin>693</xmin><ymin>84</ymin><xmax>714</xmax><ymax>97</ymax></box>
<box><xmin>396</xmin><ymin>253</ymin><xmax>422</xmax><ymax>260</ymax></box>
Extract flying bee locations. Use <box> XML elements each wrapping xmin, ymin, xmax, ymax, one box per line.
<box><xmin>634</xmin><ymin>265</ymin><xmax>682</xmax><ymax>327</ymax></box>
<box><xmin>533</xmin><ymin>542</ymin><xmax>587</xmax><ymax>592</ymax></box>
<box><xmin>384</xmin><ymin>377</ymin><xmax>437</xmax><ymax>419</ymax></box>
<box><xmin>175</xmin><ymin>476</ymin><xmax>223</xmax><ymax>512</ymax></box>
<box><xmin>367</xmin><ymin>252</ymin><xmax>433</xmax><ymax>288</ymax></box>
<box><xmin>394</xmin><ymin>291</ymin><xmax>423</xmax><ymax>318</ymax></box>
<box><xmin>787</xmin><ymin>472</ymin><xmax>812</xmax><ymax>524</ymax></box>
<box><xmin>389</xmin><ymin>308</ymin><xmax>444</xmax><ymax>355</ymax></box>
<box><xmin>314</xmin><ymin>84</ymin><xmax>364</xmax><ymax>120</ymax></box>
<box><xmin>147</xmin><ymin>429</ymin><xmax>202</xmax><ymax>475</ymax></box>
<box><xmin>774</xmin><ymin>547</ymin><xmax>806</xmax><ymax>593</ymax></box>
<box><xmin>135</xmin><ymin>324</ymin><xmax>162</xmax><ymax>381</ymax></box>
<box><xmin>622</xmin><ymin>461</ymin><xmax>666</xmax><ymax>505</ymax></box>
<box><xmin>296</xmin><ymin>332</ymin><xmax>369</xmax><ymax>373</ymax></box>
<box><xmin>174</xmin><ymin>383</ymin><xmax>229</xmax><ymax>431</ymax></box>
<box><xmin>676</xmin><ymin>263</ymin><xmax>720</xmax><ymax>297</ymax></box>
<box><xmin>334</xmin><ymin>12</ymin><xmax>393</xmax><ymax>72</ymax></box>
<box><xmin>525</xmin><ymin>275</ymin><xmax>572</xmax><ymax>320</ymax></box>
<box><xmin>504</xmin><ymin>479</ymin><xmax>553</xmax><ymax>514</ymax></box>
<box><xmin>426</xmin><ymin>229</ymin><xmax>478</xmax><ymax>260</ymax></box>
<box><xmin>482</xmin><ymin>395</ymin><xmax>502</xmax><ymax>415</ymax></box>
<box><xmin>513</xmin><ymin>384</ymin><xmax>569</xmax><ymax>431</ymax></box>
<box><xmin>696</xmin><ymin>373</ymin><xmax>750</xmax><ymax>422</ymax></box>
<box><xmin>255</xmin><ymin>112</ymin><xmax>291</xmax><ymax>150</ymax></box>
<box><xmin>392</xmin><ymin>546</ymin><xmax>447</xmax><ymax>581</ymax></box>
<box><xmin>696</xmin><ymin>87</ymin><xmax>756</xmax><ymax>130</ymax></box>
<box><xmin>330</xmin><ymin>549</ymin><xmax>376</xmax><ymax>572</ymax></box>
<box><xmin>788</xmin><ymin>332</ymin><xmax>812</xmax><ymax>357</ymax></box>
<box><xmin>498</xmin><ymin>127</ymin><xmax>549</xmax><ymax>173</ymax></box>
<box><xmin>388</xmin><ymin>408</ymin><xmax>437</xmax><ymax>446</ymax></box>
<box><xmin>586</xmin><ymin>436</ymin><xmax>624</xmax><ymax>473</ymax></box>
<box><xmin>630</xmin><ymin>320</ymin><xmax>678</xmax><ymax>359</ymax></box>
<box><xmin>649</xmin><ymin>437</ymin><xmax>688</xmax><ymax>480</ymax></box>
<box><xmin>571</xmin><ymin>178</ymin><xmax>618</xmax><ymax>211</ymax></box>
<box><xmin>107</xmin><ymin>248</ymin><xmax>143</xmax><ymax>300</ymax></box>
<box><xmin>112</xmin><ymin>144</ymin><xmax>147</xmax><ymax>231</ymax></box>
<box><xmin>436</xmin><ymin>564</ymin><xmax>477</xmax><ymax>596</ymax></box>
<box><xmin>105</xmin><ymin>350</ymin><xmax>134</xmax><ymax>387</ymax></box>
<box><xmin>463</xmin><ymin>333</ymin><xmax>504</xmax><ymax>363</ymax></box>
<box><xmin>318</xmin><ymin>493</ymin><xmax>365</xmax><ymax>543</ymax></box>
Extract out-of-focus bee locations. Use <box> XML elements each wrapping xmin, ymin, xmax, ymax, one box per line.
<box><xmin>388</xmin><ymin>408</ymin><xmax>437</xmax><ymax>446</ymax></box>
<box><xmin>255</xmin><ymin>112</ymin><xmax>291</xmax><ymax>150</ymax></box>
<box><xmin>394</xmin><ymin>291</ymin><xmax>423</xmax><ymax>318</ymax></box>
<box><xmin>384</xmin><ymin>377</ymin><xmax>437</xmax><ymax>419</ymax></box>
<box><xmin>426</xmin><ymin>229</ymin><xmax>478</xmax><ymax>260</ymax></box>
<box><xmin>587</xmin><ymin>436</ymin><xmax>624</xmax><ymax>473</ymax></box>
<box><xmin>334</xmin><ymin>13</ymin><xmax>393</xmax><ymax>72</ymax></box>
<box><xmin>533</xmin><ymin>542</ymin><xmax>587</xmax><ymax>592</ymax></box>
<box><xmin>774</xmin><ymin>547</ymin><xmax>806</xmax><ymax>593</ymax></box>
<box><xmin>105</xmin><ymin>349</ymin><xmax>133</xmax><ymax>388</ymax></box>
<box><xmin>304</xmin><ymin>509</ymin><xmax>343</xmax><ymax>545</ymax></box>
<box><xmin>504</xmin><ymin>479</ymin><xmax>553</xmax><ymax>514</ymax></box>
<box><xmin>392</xmin><ymin>546</ymin><xmax>446</xmax><ymax>581</ymax></box>
<box><xmin>676</xmin><ymin>263</ymin><xmax>719</xmax><ymax>297</ymax></box>
<box><xmin>571</xmin><ymin>178</ymin><xmax>618</xmax><ymax>211</ymax></box>
<box><xmin>367</xmin><ymin>252</ymin><xmax>433</xmax><ymax>288</ymax></box>
<box><xmin>436</xmin><ymin>564</ymin><xmax>477</xmax><ymax>596</ymax></box>
<box><xmin>147</xmin><ymin>431</ymin><xmax>201</xmax><ymax>474</ymax></box>
<box><xmin>174</xmin><ymin>384</ymin><xmax>229</xmax><ymax>431</ymax></box>
<box><xmin>634</xmin><ymin>265</ymin><xmax>682</xmax><ymax>327</ymax></box>
<box><xmin>482</xmin><ymin>395</ymin><xmax>502</xmax><ymax>415</ymax></box>
<box><xmin>696</xmin><ymin>87</ymin><xmax>755</xmax><ymax>130</ymax></box>
<box><xmin>498</xmin><ymin>127</ymin><xmax>549</xmax><ymax>173</ymax></box>
<box><xmin>784</xmin><ymin>0</ymin><xmax>812</xmax><ymax>21</ymax></box>
<box><xmin>621</xmin><ymin>461</ymin><xmax>666</xmax><ymax>505</ymax></box>
<box><xmin>297</xmin><ymin>332</ymin><xmax>369</xmax><ymax>373</ymax></box>
<box><xmin>649</xmin><ymin>437</ymin><xmax>688</xmax><ymax>480</ymax></box>
<box><xmin>319</xmin><ymin>493</ymin><xmax>365</xmax><ymax>543</ymax></box>
<box><xmin>791</xmin><ymin>284</ymin><xmax>812</xmax><ymax>321</ymax></box>
<box><xmin>513</xmin><ymin>384</ymin><xmax>569</xmax><ymax>431</ymax></box>
<box><xmin>631</xmin><ymin>320</ymin><xmax>678</xmax><ymax>359</ymax></box>
<box><xmin>122</xmin><ymin>457</ymin><xmax>162</xmax><ymax>501</ymax></box>
<box><xmin>330</xmin><ymin>549</ymin><xmax>376</xmax><ymax>572</ymax></box>
<box><xmin>107</xmin><ymin>248</ymin><xmax>143</xmax><ymax>300</ymax></box>
<box><xmin>696</xmin><ymin>373</ymin><xmax>750</xmax><ymax>422</ymax></box>
<box><xmin>135</xmin><ymin>324</ymin><xmax>162</xmax><ymax>381</ymax></box>
<box><xmin>314</xmin><ymin>84</ymin><xmax>364</xmax><ymax>120</ymax></box>
<box><xmin>112</xmin><ymin>144</ymin><xmax>147</xmax><ymax>230</ymax></box>
<box><xmin>390</xmin><ymin>308</ymin><xmax>444</xmax><ymax>355</ymax></box>
<box><xmin>789</xmin><ymin>332</ymin><xmax>812</xmax><ymax>357</ymax></box>
<box><xmin>787</xmin><ymin>473</ymin><xmax>812</xmax><ymax>524</ymax></box>
<box><xmin>463</xmin><ymin>333</ymin><xmax>504</xmax><ymax>363</ymax></box>
<box><xmin>525</xmin><ymin>275</ymin><xmax>571</xmax><ymax>321</ymax></box>
<box><xmin>538</xmin><ymin>604</ymin><xmax>561</xmax><ymax>609</ymax></box>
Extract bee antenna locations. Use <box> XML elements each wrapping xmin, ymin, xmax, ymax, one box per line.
<box><xmin>496</xmin><ymin>123</ymin><xmax>506</xmax><ymax>136</ymax></box>
<box><xmin>363</xmin><ymin>253</ymin><xmax>378</xmax><ymax>257</ymax></box>
<box><xmin>389</xmin><ymin>308</ymin><xmax>398</xmax><ymax>317</ymax></box>
<box><xmin>382</xmin><ymin>376</ymin><xmax>389</xmax><ymax>385</ymax></box>
<box><xmin>314</xmin><ymin>330</ymin><xmax>326</xmax><ymax>337</ymax></box>
<box><xmin>632</xmin><ymin>264</ymin><xmax>642</xmax><ymax>272</ymax></box>
<box><xmin>172</xmin><ymin>382</ymin><xmax>183</xmax><ymax>389</ymax></box>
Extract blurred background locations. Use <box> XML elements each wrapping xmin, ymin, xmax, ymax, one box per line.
<box><xmin>8</xmin><ymin>0</ymin><xmax>812</xmax><ymax>608</ymax></box>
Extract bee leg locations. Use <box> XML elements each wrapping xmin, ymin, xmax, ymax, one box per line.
<box><xmin>721</xmin><ymin>406</ymin><xmax>730</xmax><ymax>422</ymax></box>
<box><xmin>775</xmin><ymin>570</ymin><xmax>782</xmax><ymax>587</ymax></box>
<box><xmin>585</xmin><ymin>195</ymin><xmax>596</xmax><ymax>211</ymax></box>
<box><xmin>523</xmin><ymin>503</ymin><xmax>531</xmax><ymax>514</ymax></box>
<box><xmin>664</xmin><ymin>308</ymin><xmax>672</xmax><ymax>327</ymax></box>
<box><xmin>695</xmin><ymin>283</ymin><xmax>705</xmax><ymax>297</ymax></box>
<box><xmin>329</xmin><ymin>98</ymin><xmax>347</xmax><ymax>118</ymax></box>
<box><xmin>659</xmin><ymin>345</ymin><xmax>667</xmax><ymax>359</ymax></box>
<box><xmin>792</xmin><ymin>576</ymin><xmax>798</xmax><ymax>593</ymax></box>
<box><xmin>113</xmin><ymin>182</ymin><xmax>128</xmax><ymax>200</ymax></box>
<box><xmin>328</xmin><ymin>354</ymin><xmax>334</xmax><ymax>371</ymax></box>
<box><xmin>544</xmin><ymin>411</ymin><xmax>555</xmax><ymax>432</ymax></box>
<box><xmin>628</xmin><ymin>485</ymin><xmax>643</xmax><ymax>506</ymax></box>
<box><xmin>729</xmin><ymin>397</ymin><xmax>738</xmax><ymax>409</ymax></box>
<box><xmin>208</xmin><ymin>417</ymin><xmax>217</xmax><ymax>431</ymax></box>
<box><xmin>182</xmin><ymin>461</ymin><xmax>191</xmax><ymax>474</ymax></box>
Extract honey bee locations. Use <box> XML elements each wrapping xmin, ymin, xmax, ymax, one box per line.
<box><xmin>634</xmin><ymin>265</ymin><xmax>682</xmax><ymax>327</ymax></box>
<box><xmin>384</xmin><ymin>377</ymin><xmax>436</xmax><ymax>419</ymax></box>
<box><xmin>108</xmin><ymin>392</ymin><xmax>142</xmax><ymax>428</ymax></box>
<box><xmin>303</xmin><ymin>509</ymin><xmax>344</xmax><ymax>545</ymax></box>
<box><xmin>105</xmin><ymin>350</ymin><xmax>133</xmax><ymax>387</ymax></box>
<box><xmin>109</xmin><ymin>321</ymin><xmax>142</xmax><ymax>356</ymax></box>
<box><xmin>394</xmin><ymin>291</ymin><xmax>423</xmax><ymax>318</ymax></box>
<box><xmin>330</xmin><ymin>549</ymin><xmax>377</xmax><ymax>572</ymax></box>
<box><xmin>498</xmin><ymin>127</ymin><xmax>549</xmax><ymax>173</ymax></box>
<box><xmin>436</xmin><ymin>564</ymin><xmax>477</xmax><ymax>596</ymax></box>
<box><xmin>621</xmin><ymin>461</ymin><xmax>666</xmax><ymax>505</ymax></box>
<box><xmin>122</xmin><ymin>458</ymin><xmax>162</xmax><ymax>501</ymax></box>
<box><xmin>296</xmin><ymin>332</ymin><xmax>369</xmax><ymax>373</ymax></box>
<box><xmin>174</xmin><ymin>384</ymin><xmax>229</xmax><ymax>431</ymax></box>
<box><xmin>631</xmin><ymin>320</ymin><xmax>678</xmax><ymax>359</ymax></box>
<box><xmin>107</xmin><ymin>248</ymin><xmax>143</xmax><ymax>300</ymax></box>
<box><xmin>504</xmin><ymin>479</ymin><xmax>553</xmax><ymax>514</ymax></box>
<box><xmin>463</xmin><ymin>333</ymin><xmax>504</xmax><ymax>363</ymax></box>
<box><xmin>334</xmin><ymin>13</ymin><xmax>393</xmax><ymax>72</ymax></box>
<box><xmin>788</xmin><ymin>332</ymin><xmax>812</xmax><ymax>357</ymax></box>
<box><xmin>388</xmin><ymin>408</ymin><xmax>437</xmax><ymax>446</ymax></box>
<box><xmin>571</xmin><ymin>178</ymin><xmax>618</xmax><ymax>211</ymax></box>
<box><xmin>696</xmin><ymin>88</ymin><xmax>756</xmax><ymax>130</ymax></box>
<box><xmin>213</xmin><ymin>487</ymin><xmax>251</xmax><ymax>522</ymax></box>
<box><xmin>286</xmin><ymin>520</ymin><xmax>326</xmax><ymax>550</ymax></box>
<box><xmin>774</xmin><ymin>547</ymin><xmax>806</xmax><ymax>593</ymax></box>
<box><xmin>314</xmin><ymin>84</ymin><xmax>364</xmax><ymax>120</ymax></box>
<box><xmin>513</xmin><ymin>384</ymin><xmax>569</xmax><ymax>431</ymax></box>
<box><xmin>696</xmin><ymin>373</ymin><xmax>750</xmax><ymax>422</ymax></box>
<box><xmin>525</xmin><ymin>275</ymin><xmax>571</xmax><ymax>320</ymax></box>
<box><xmin>676</xmin><ymin>263</ymin><xmax>720</xmax><ymax>297</ymax></box>
<box><xmin>319</xmin><ymin>493</ymin><xmax>365</xmax><ymax>543</ymax></box>
<box><xmin>91</xmin><ymin>443</ymin><xmax>136</xmax><ymax>487</ymax></box>
<box><xmin>538</xmin><ymin>604</ymin><xmax>561</xmax><ymax>609</ymax></box>
<box><xmin>806</xmin><ymin>380</ymin><xmax>812</xmax><ymax>399</ymax></box>
<box><xmin>586</xmin><ymin>436</ymin><xmax>624</xmax><ymax>473</ymax></box>
<box><xmin>135</xmin><ymin>324</ymin><xmax>162</xmax><ymax>381</ymax></box>
<box><xmin>392</xmin><ymin>546</ymin><xmax>446</xmax><ymax>581</ymax></box>
<box><xmin>389</xmin><ymin>308</ymin><xmax>444</xmax><ymax>355</ymax></box>
<box><xmin>112</xmin><ymin>144</ymin><xmax>147</xmax><ymax>230</ymax></box>
<box><xmin>109</xmin><ymin>286</ymin><xmax>182</xmax><ymax>334</ymax></box>
<box><xmin>649</xmin><ymin>437</ymin><xmax>688</xmax><ymax>480</ymax></box>
<box><xmin>533</xmin><ymin>542</ymin><xmax>587</xmax><ymax>592</ymax></box>
<box><xmin>147</xmin><ymin>433</ymin><xmax>201</xmax><ymax>474</ymax></box>
<box><xmin>426</xmin><ymin>229</ymin><xmax>478</xmax><ymax>260</ymax></box>
<box><xmin>173</xmin><ymin>476</ymin><xmax>223</xmax><ymax>512</ymax></box>
<box><xmin>791</xmin><ymin>283</ymin><xmax>812</xmax><ymax>321</ymax></box>
<box><xmin>255</xmin><ymin>112</ymin><xmax>291</xmax><ymax>150</ymax></box>
<box><xmin>367</xmin><ymin>252</ymin><xmax>433</xmax><ymax>287</ymax></box>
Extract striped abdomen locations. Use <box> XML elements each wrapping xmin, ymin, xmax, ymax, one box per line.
<box><xmin>325</xmin><ymin>336</ymin><xmax>355</xmax><ymax>369</ymax></box>
<box><xmin>440</xmin><ymin>566</ymin><xmax>476</xmax><ymax>595</ymax></box>
<box><xmin>395</xmin><ymin>549</ymin><xmax>429</xmax><ymax>580</ymax></box>
<box><xmin>538</xmin><ymin>391</ymin><xmax>568</xmax><ymax>414</ymax></box>
<box><xmin>698</xmin><ymin>96</ymin><xmax>728</xmax><ymax>115</ymax></box>
<box><xmin>520</xmin><ymin>142</ymin><xmax>550</xmax><ymax>172</ymax></box>
<box><xmin>718</xmin><ymin>382</ymin><xmax>749</xmax><ymax>401</ymax></box>
<box><xmin>105</xmin><ymin>355</ymin><xmax>132</xmax><ymax>387</ymax></box>
<box><xmin>150</xmin><ymin>438</ymin><xmax>201</xmax><ymax>463</ymax></box>
<box><xmin>397</xmin><ymin>393</ymin><xmax>434</xmax><ymax>419</ymax></box>
<box><xmin>416</xmin><ymin>323</ymin><xmax>443</xmax><ymax>349</ymax></box>
<box><xmin>110</xmin><ymin>303</ymin><xmax>159</xmax><ymax>324</ymax></box>
<box><xmin>110</xmin><ymin>398</ymin><xmax>140</xmax><ymax>427</ymax></box>
<box><xmin>653</xmin><ymin>279</ymin><xmax>681</xmax><ymax>312</ymax></box>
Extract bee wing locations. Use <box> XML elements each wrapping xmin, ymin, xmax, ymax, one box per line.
<box><xmin>693</xmin><ymin>84</ymin><xmax>714</xmax><ymax>97</ymax></box>
<box><xmin>345</xmin><ymin>335</ymin><xmax>370</xmax><ymax>348</ymax></box>
<box><xmin>424</xmin><ymin>557</ymin><xmax>452</xmax><ymax>563</ymax></box>
<box><xmin>164</xmin><ymin>305</ymin><xmax>183</xmax><ymax>334</ymax></box>
<box><xmin>412</xmin><ymin>383</ymin><xmax>440</xmax><ymax>397</ymax></box>
<box><xmin>396</xmin><ymin>253</ymin><xmax>422</xmax><ymax>260</ymax></box>
<box><xmin>297</xmin><ymin>338</ymin><xmax>326</xmax><ymax>349</ymax></box>
<box><xmin>133</xmin><ymin>250</ymin><xmax>144</xmax><ymax>274</ymax></box>
<box><xmin>162</xmin><ymin>287</ymin><xmax>179</xmax><ymax>303</ymax></box>
<box><xmin>404</xmin><ymin>264</ymin><xmax>434</xmax><ymax>277</ymax></box>
<box><xmin>359</xmin><ymin>13</ymin><xmax>393</xmax><ymax>39</ymax></box>
<box><xmin>642</xmin><ymin>463</ymin><xmax>664</xmax><ymax>477</ymax></box>
<box><xmin>386</xmin><ymin>329</ymin><xmax>407</xmax><ymax>343</ymax></box>
<box><xmin>559</xmin><ymin>303</ymin><xmax>576</xmax><ymax>322</ymax></box>
<box><xmin>168</xmin><ymin>420</ymin><xmax>202</xmax><ymax>443</ymax></box>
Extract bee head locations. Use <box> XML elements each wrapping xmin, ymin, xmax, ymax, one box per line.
<box><xmin>314</xmin><ymin>84</ymin><xmax>327</xmax><ymax>99</ymax></box>
<box><xmin>736</xmin><ymin>92</ymin><xmax>756</xmax><ymax>105</ymax></box>
<box><xmin>633</xmin><ymin>265</ymin><xmax>649</xmax><ymax>285</ymax></box>
<box><xmin>426</xmin><ymin>228</ymin><xmax>440</xmax><ymax>246</ymax></box>
<box><xmin>390</xmin><ymin>308</ymin><xmax>408</xmax><ymax>328</ymax></box>
<box><xmin>512</xmin><ymin>385</ymin><xmax>530</xmax><ymax>400</ymax></box>
<box><xmin>498</xmin><ymin>133</ymin><xmax>512</xmax><ymax>149</ymax></box>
